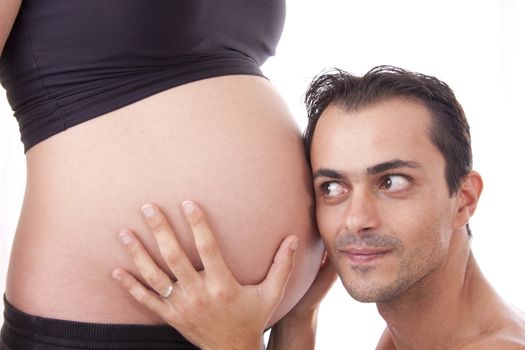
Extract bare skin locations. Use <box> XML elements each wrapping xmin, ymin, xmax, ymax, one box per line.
<box><xmin>4</xmin><ymin>74</ymin><xmax>324</xmax><ymax>327</ymax></box>
<box><xmin>375</xmin><ymin>256</ymin><xmax>525</xmax><ymax>350</ymax></box>
<box><xmin>312</xmin><ymin>99</ymin><xmax>525</xmax><ymax>349</ymax></box>
<box><xmin>2</xmin><ymin>3</ymin><xmax>324</xmax><ymax>327</ymax></box>
<box><xmin>115</xmin><ymin>97</ymin><xmax>525</xmax><ymax>349</ymax></box>
<box><xmin>113</xmin><ymin>201</ymin><xmax>336</xmax><ymax>350</ymax></box>
<box><xmin>113</xmin><ymin>202</ymin><xmax>295</xmax><ymax>349</ymax></box>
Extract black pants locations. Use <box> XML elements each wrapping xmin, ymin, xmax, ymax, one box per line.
<box><xmin>0</xmin><ymin>296</ymin><xmax>199</xmax><ymax>349</ymax></box>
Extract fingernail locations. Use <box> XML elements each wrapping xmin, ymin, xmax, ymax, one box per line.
<box><xmin>141</xmin><ymin>204</ymin><xmax>157</xmax><ymax>218</ymax></box>
<box><xmin>112</xmin><ymin>270</ymin><xmax>122</xmax><ymax>281</ymax></box>
<box><xmin>291</xmin><ymin>238</ymin><xmax>299</xmax><ymax>252</ymax></box>
<box><xmin>181</xmin><ymin>200</ymin><xmax>195</xmax><ymax>214</ymax></box>
<box><xmin>119</xmin><ymin>230</ymin><xmax>132</xmax><ymax>245</ymax></box>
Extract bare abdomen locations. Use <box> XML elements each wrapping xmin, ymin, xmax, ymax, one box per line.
<box><xmin>6</xmin><ymin>75</ymin><xmax>324</xmax><ymax>326</ymax></box>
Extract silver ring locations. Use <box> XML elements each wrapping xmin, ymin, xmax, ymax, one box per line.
<box><xmin>161</xmin><ymin>283</ymin><xmax>174</xmax><ymax>298</ymax></box>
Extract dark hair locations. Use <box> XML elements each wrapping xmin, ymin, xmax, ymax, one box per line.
<box><xmin>304</xmin><ymin>65</ymin><xmax>473</xmax><ymax>234</ymax></box>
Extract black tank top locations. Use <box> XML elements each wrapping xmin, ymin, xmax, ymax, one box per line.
<box><xmin>0</xmin><ymin>0</ymin><xmax>286</xmax><ymax>152</ymax></box>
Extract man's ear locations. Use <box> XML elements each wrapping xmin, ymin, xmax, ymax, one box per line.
<box><xmin>452</xmin><ymin>171</ymin><xmax>483</xmax><ymax>231</ymax></box>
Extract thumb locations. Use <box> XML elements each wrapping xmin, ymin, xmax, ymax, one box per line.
<box><xmin>259</xmin><ymin>235</ymin><xmax>298</xmax><ymax>306</ymax></box>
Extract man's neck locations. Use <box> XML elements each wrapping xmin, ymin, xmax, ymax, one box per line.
<box><xmin>375</xmin><ymin>236</ymin><xmax>499</xmax><ymax>350</ymax></box>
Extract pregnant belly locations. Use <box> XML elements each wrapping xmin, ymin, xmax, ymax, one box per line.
<box><xmin>5</xmin><ymin>75</ymin><xmax>325</xmax><ymax>326</ymax></box>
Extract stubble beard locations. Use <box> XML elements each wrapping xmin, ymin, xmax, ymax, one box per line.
<box><xmin>335</xmin><ymin>230</ymin><xmax>444</xmax><ymax>303</ymax></box>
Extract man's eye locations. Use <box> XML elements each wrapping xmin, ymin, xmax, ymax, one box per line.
<box><xmin>320</xmin><ymin>182</ymin><xmax>347</xmax><ymax>197</ymax></box>
<box><xmin>380</xmin><ymin>175</ymin><xmax>411</xmax><ymax>192</ymax></box>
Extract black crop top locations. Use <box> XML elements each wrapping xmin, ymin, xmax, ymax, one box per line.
<box><xmin>0</xmin><ymin>0</ymin><xmax>285</xmax><ymax>152</ymax></box>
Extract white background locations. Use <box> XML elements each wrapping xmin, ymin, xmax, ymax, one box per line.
<box><xmin>1</xmin><ymin>1</ymin><xmax>524</xmax><ymax>348</ymax></box>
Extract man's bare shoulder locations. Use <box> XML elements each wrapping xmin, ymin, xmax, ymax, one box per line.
<box><xmin>457</xmin><ymin>320</ymin><xmax>525</xmax><ymax>350</ymax></box>
<box><xmin>375</xmin><ymin>307</ymin><xmax>525</xmax><ymax>350</ymax></box>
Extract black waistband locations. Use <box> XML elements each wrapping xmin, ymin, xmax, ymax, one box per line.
<box><xmin>1</xmin><ymin>296</ymin><xmax>199</xmax><ymax>349</ymax></box>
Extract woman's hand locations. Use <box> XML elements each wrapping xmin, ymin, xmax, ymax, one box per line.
<box><xmin>112</xmin><ymin>201</ymin><xmax>299</xmax><ymax>350</ymax></box>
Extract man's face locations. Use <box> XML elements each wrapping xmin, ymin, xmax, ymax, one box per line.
<box><xmin>311</xmin><ymin>97</ymin><xmax>458</xmax><ymax>302</ymax></box>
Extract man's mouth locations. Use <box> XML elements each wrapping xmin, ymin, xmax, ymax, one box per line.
<box><xmin>341</xmin><ymin>247</ymin><xmax>392</xmax><ymax>264</ymax></box>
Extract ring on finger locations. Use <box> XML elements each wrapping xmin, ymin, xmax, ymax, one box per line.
<box><xmin>160</xmin><ymin>283</ymin><xmax>174</xmax><ymax>298</ymax></box>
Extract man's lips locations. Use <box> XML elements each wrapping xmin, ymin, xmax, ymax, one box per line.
<box><xmin>340</xmin><ymin>247</ymin><xmax>392</xmax><ymax>264</ymax></box>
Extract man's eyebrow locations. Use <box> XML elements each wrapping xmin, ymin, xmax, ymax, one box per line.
<box><xmin>313</xmin><ymin>168</ymin><xmax>344</xmax><ymax>180</ymax></box>
<box><xmin>366</xmin><ymin>159</ymin><xmax>422</xmax><ymax>176</ymax></box>
<box><xmin>313</xmin><ymin>160</ymin><xmax>421</xmax><ymax>180</ymax></box>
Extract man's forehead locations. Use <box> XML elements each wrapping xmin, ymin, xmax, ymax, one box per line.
<box><xmin>310</xmin><ymin>98</ymin><xmax>438</xmax><ymax>176</ymax></box>
<box><xmin>313</xmin><ymin>98</ymin><xmax>432</xmax><ymax>146</ymax></box>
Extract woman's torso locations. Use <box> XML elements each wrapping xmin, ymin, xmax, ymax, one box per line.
<box><xmin>1</xmin><ymin>0</ymin><xmax>324</xmax><ymax>326</ymax></box>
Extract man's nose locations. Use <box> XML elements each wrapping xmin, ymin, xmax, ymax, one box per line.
<box><xmin>342</xmin><ymin>189</ymin><xmax>380</xmax><ymax>235</ymax></box>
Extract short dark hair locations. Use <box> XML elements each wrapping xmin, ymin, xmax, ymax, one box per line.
<box><xmin>304</xmin><ymin>65</ymin><xmax>473</xmax><ymax>235</ymax></box>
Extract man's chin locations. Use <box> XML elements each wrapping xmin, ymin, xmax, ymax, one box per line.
<box><xmin>345</xmin><ymin>285</ymin><xmax>399</xmax><ymax>303</ymax></box>
<box><xmin>347</xmin><ymin>292</ymin><xmax>379</xmax><ymax>303</ymax></box>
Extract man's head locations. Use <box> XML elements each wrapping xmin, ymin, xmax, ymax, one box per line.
<box><xmin>305</xmin><ymin>66</ymin><xmax>482</xmax><ymax>303</ymax></box>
